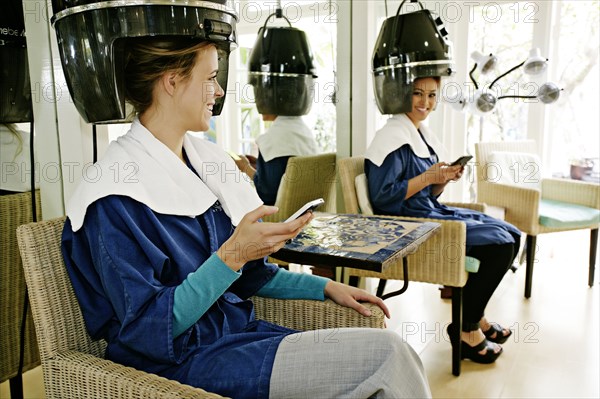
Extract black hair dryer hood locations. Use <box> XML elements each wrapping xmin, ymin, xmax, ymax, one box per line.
<box><xmin>0</xmin><ymin>0</ymin><xmax>33</xmax><ymax>123</ymax></box>
<box><xmin>51</xmin><ymin>0</ymin><xmax>238</xmax><ymax>124</ymax></box>
<box><xmin>372</xmin><ymin>1</ymin><xmax>454</xmax><ymax>115</ymax></box>
<box><xmin>248</xmin><ymin>21</ymin><xmax>317</xmax><ymax>116</ymax></box>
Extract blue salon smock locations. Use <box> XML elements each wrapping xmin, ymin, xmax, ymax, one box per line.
<box><xmin>62</xmin><ymin>195</ymin><xmax>293</xmax><ymax>399</ymax></box>
<box><xmin>253</xmin><ymin>153</ymin><xmax>290</xmax><ymax>205</ymax></box>
<box><xmin>365</xmin><ymin>143</ymin><xmax>520</xmax><ymax>247</ymax></box>
<box><xmin>253</xmin><ymin>116</ymin><xmax>319</xmax><ymax>205</ymax></box>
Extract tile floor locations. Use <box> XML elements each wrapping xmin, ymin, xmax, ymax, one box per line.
<box><xmin>1</xmin><ymin>229</ymin><xmax>598</xmax><ymax>398</ymax></box>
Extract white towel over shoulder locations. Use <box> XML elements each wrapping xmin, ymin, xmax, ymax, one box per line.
<box><xmin>256</xmin><ymin>116</ymin><xmax>318</xmax><ymax>162</ymax></box>
<box><xmin>67</xmin><ymin>118</ymin><xmax>262</xmax><ymax>231</ymax></box>
<box><xmin>365</xmin><ymin>114</ymin><xmax>446</xmax><ymax>167</ymax></box>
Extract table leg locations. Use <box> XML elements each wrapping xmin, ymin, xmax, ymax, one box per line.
<box><xmin>379</xmin><ymin>258</ymin><xmax>410</xmax><ymax>300</ymax></box>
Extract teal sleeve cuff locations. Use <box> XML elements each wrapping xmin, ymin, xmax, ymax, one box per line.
<box><xmin>172</xmin><ymin>253</ymin><xmax>241</xmax><ymax>337</ymax></box>
<box><xmin>256</xmin><ymin>268</ymin><xmax>329</xmax><ymax>300</ymax></box>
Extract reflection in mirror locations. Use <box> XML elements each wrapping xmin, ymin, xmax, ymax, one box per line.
<box><xmin>242</xmin><ymin>6</ymin><xmax>321</xmax><ymax>206</ymax></box>
<box><xmin>231</xmin><ymin>3</ymin><xmax>338</xmax><ymax>157</ymax></box>
<box><xmin>0</xmin><ymin>5</ymin><xmax>41</xmax><ymax>399</ymax></box>
<box><xmin>1</xmin><ymin>0</ymin><xmax>38</xmax><ymax>197</ymax></box>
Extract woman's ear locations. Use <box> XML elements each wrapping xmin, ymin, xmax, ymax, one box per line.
<box><xmin>160</xmin><ymin>71</ymin><xmax>178</xmax><ymax>96</ymax></box>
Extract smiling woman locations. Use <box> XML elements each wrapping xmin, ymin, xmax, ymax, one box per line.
<box><xmin>365</xmin><ymin>74</ymin><xmax>521</xmax><ymax>365</ymax></box>
<box><xmin>123</xmin><ymin>40</ymin><xmax>224</xmax><ymax>155</ymax></box>
<box><xmin>405</xmin><ymin>77</ymin><xmax>440</xmax><ymax>128</ymax></box>
<box><xmin>60</xmin><ymin>36</ymin><xmax>432</xmax><ymax>399</ymax></box>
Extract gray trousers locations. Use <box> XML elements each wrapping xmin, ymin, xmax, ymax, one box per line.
<box><xmin>269</xmin><ymin>328</ymin><xmax>431</xmax><ymax>399</ymax></box>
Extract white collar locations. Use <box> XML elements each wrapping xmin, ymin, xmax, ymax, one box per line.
<box><xmin>365</xmin><ymin>114</ymin><xmax>445</xmax><ymax>167</ymax></box>
<box><xmin>66</xmin><ymin>118</ymin><xmax>262</xmax><ymax>231</ymax></box>
<box><xmin>256</xmin><ymin>116</ymin><xmax>319</xmax><ymax>162</ymax></box>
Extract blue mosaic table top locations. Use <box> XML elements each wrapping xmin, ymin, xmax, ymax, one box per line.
<box><xmin>272</xmin><ymin>213</ymin><xmax>440</xmax><ymax>272</ymax></box>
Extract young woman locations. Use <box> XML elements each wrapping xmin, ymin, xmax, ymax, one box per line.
<box><xmin>61</xmin><ymin>38</ymin><xmax>431</xmax><ymax>398</ymax></box>
<box><xmin>365</xmin><ymin>76</ymin><xmax>521</xmax><ymax>364</ymax></box>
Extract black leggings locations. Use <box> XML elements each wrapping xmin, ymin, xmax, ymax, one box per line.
<box><xmin>462</xmin><ymin>236</ymin><xmax>521</xmax><ymax>330</ymax></box>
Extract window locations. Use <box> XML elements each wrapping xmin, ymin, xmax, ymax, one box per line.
<box><xmin>229</xmin><ymin>38</ymin><xmax>264</xmax><ymax>155</ymax></box>
<box><xmin>465</xmin><ymin>2</ymin><xmax>535</xmax><ymax>145</ymax></box>
<box><xmin>546</xmin><ymin>0</ymin><xmax>599</xmax><ymax>179</ymax></box>
<box><xmin>462</xmin><ymin>1</ymin><xmax>599</xmax><ymax>183</ymax></box>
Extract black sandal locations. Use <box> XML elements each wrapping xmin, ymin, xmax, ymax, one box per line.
<box><xmin>461</xmin><ymin>338</ymin><xmax>503</xmax><ymax>364</ymax></box>
<box><xmin>483</xmin><ymin>322</ymin><xmax>512</xmax><ymax>344</ymax></box>
<box><xmin>447</xmin><ymin>323</ymin><xmax>503</xmax><ymax>364</ymax></box>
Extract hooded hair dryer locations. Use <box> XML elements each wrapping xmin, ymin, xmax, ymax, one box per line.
<box><xmin>248</xmin><ymin>10</ymin><xmax>317</xmax><ymax>116</ymax></box>
<box><xmin>372</xmin><ymin>0</ymin><xmax>454</xmax><ymax>115</ymax></box>
<box><xmin>50</xmin><ymin>0</ymin><xmax>238</xmax><ymax>124</ymax></box>
<box><xmin>0</xmin><ymin>0</ymin><xmax>33</xmax><ymax>123</ymax></box>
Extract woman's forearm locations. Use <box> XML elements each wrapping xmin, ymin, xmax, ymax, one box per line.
<box><xmin>406</xmin><ymin>163</ymin><xmax>457</xmax><ymax>199</ymax></box>
<box><xmin>431</xmin><ymin>182</ymin><xmax>447</xmax><ymax>197</ymax></box>
<box><xmin>405</xmin><ymin>173</ymin><xmax>432</xmax><ymax>200</ymax></box>
<box><xmin>172</xmin><ymin>253</ymin><xmax>241</xmax><ymax>337</ymax></box>
<box><xmin>243</xmin><ymin>164</ymin><xmax>256</xmax><ymax>179</ymax></box>
<box><xmin>234</xmin><ymin>157</ymin><xmax>256</xmax><ymax>178</ymax></box>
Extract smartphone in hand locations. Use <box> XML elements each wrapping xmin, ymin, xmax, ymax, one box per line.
<box><xmin>226</xmin><ymin>150</ymin><xmax>242</xmax><ymax>161</ymax></box>
<box><xmin>284</xmin><ymin>198</ymin><xmax>325</xmax><ymax>223</ymax></box>
<box><xmin>450</xmin><ymin>155</ymin><xmax>473</xmax><ymax>167</ymax></box>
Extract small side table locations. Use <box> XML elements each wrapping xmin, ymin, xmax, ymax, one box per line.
<box><xmin>271</xmin><ymin>213</ymin><xmax>440</xmax><ymax>299</ymax></box>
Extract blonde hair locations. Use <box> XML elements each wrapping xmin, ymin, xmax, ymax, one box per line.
<box><xmin>123</xmin><ymin>39</ymin><xmax>216</xmax><ymax>115</ymax></box>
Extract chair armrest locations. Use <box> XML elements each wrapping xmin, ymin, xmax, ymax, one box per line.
<box><xmin>398</xmin><ymin>216</ymin><xmax>469</xmax><ymax>285</ymax></box>
<box><xmin>542</xmin><ymin>178</ymin><xmax>600</xmax><ymax>209</ymax></box>
<box><xmin>443</xmin><ymin>202</ymin><xmax>486</xmax><ymax>212</ymax></box>
<box><xmin>442</xmin><ymin>202</ymin><xmax>505</xmax><ymax>220</ymax></box>
<box><xmin>49</xmin><ymin>351</ymin><xmax>224</xmax><ymax>399</ymax></box>
<box><xmin>251</xmin><ymin>297</ymin><xmax>385</xmax><ymax>330</ymax></box>
<box><xmin>477</xmin><ymin>181</ymin><xmax>541</xmax><ymax>233</ymax></box>
<box><xmin>345</xmin><ymin>215</ymin><xmax>469</xmax><ymax>287</ymax></box>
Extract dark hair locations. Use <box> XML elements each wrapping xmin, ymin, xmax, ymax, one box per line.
<box><xmin>415</xmin><ymin>76</ymin><xmax>441</xmax><ymax>86</ymax></box>
<box><xmin>123</xmin><ymin>39</ymin><xmax>215</xmax><ymax>115</ymax></box>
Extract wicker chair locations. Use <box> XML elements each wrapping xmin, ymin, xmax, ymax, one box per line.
<box><xmin>1</xmin><ymin>191</ymin><xmax>42</xmax><ymax>399</ymax></box>
<box><xmin>338</xmin><ymin>156</ymin><xmax>503</xmax><ymax>376</ymax></box>
<box><xmin>16</xmin><ymin>216</ymin><xmax>385</xmax><ymax>399</ymax></box>
<box><xmin>475</xmin><ymin>141</ymin><xmax>600</xmax><ymax>298</ymax></box>
<box><xmin>263</xmin><ymin>153</ymin><xmax>337</xmax><ymax>222</ymax></box>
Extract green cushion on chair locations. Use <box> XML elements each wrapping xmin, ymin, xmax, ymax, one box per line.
<box><xmin>465</xmin><ymin>256</ymin><xmax>480</xmax><ymax>273</ymax></box>
<box><xmin>538</xmin><ymin>199</ymin><xmax>600</xmax><ymax>229</ymax></box>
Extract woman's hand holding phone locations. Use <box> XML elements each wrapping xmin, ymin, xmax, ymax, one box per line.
<box><xmin>284</xmin><ymin>198</ymin><xmax>325</xmax><ymax>222</ymax></box>
<box><xmin>217</xmin><ymin>204</ymin><xmax>315</xmax><ymax>271</ymax></box>
<box><xmin>450</xmin><ymin>155</ymin><xmax>473</xmax><ymax>167</ymax></box>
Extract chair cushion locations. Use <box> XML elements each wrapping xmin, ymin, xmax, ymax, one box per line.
<box><xmin>355</xmin><ymin>174</ymin><xmax>375</xmax><ymax>216</ymax></box>
<box><xmin>487</xmin><ymin>151</ymin><xmax>542</xmax><ymax>190</ymax></box>
<box><xmin>465</xmin><ymin>256</ymin><xmax>480</xmax><ymax>273</ymax></box>
<box><xmin>538</xmin><ymin>199</ymin><xmax>600</xmax><ymax>229</ymax></box>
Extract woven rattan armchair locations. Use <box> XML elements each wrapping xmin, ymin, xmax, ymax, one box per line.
<box><xmin>1</xmin><ymin>191</ymin><xmax>42</xmax><ymax>399</ymax></box>
<box><xmin>16</xmin><ymin>216</ymin><xmax>384</xmax><ymax>399</ymax></box>
<box><xmin>475</xmin><ymin>141</ymin><xmax>600</xmax><ymax>298</ymax></box>
<box><xmin>262</xmin><ymin>153</ymin><xmax>337</xmax><ymax>222</ymax></box>
<box><xmin>338</xmin><ymin>156</ymin><xmax>503</xmax><ymax>376</ymax></box>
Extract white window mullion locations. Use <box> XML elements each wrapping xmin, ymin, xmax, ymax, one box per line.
<box><xmin>527</xmin><ymin>0</ymin><xmax>554</xmax><ymax>172</ymax></box>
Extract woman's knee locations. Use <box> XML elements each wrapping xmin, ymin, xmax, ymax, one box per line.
<box><xmin>369</xmin><ymin>330</ymin><xmax>423</xmax><ymax>367</ymax></box>
<box><xmin>472</xmin><ymin>243</ymin><xmax>515</xmax><ymax>266</ymax></box>
<box><xmin>372</xmin><ymin>330</ymin><xmax>431</xmax><ymax>397</ymax></box>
